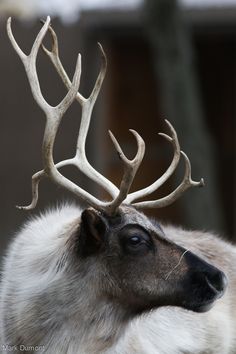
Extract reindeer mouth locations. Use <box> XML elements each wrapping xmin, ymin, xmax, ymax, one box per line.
<box><xmin>187</xmin><ymin>299</ymin><xmax>216</xmax><ymax>313</ymax></box>
<box><xmin>178</xmin><ymin>294</ymin><xmax>221</xmax><ymax>314</ymax></box>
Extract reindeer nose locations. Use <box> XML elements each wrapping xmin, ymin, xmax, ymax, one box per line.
<box><xmin>205</xmin><ymin>269</ymin><xmax>228</xmax><ymax>298</ymax></box>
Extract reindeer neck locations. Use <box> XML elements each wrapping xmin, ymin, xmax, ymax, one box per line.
<box><xmin>48</xmin><ymin>295</ymin><xmax>131</xmax><ymax>354</ymax></box>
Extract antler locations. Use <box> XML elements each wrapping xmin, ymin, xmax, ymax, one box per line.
<box><xmin>124</xmin><ymin>119</ymin><xmax>204</xmax><ymax>208</ymax></box>
<box><xmin>7</xmin><ymin>17</ymin><xmax>144</xmax><ymax>215</ymax></box>
<box><xmin>8</xmin><ymin>18</ymin><xmax>204</xmax><ymax>215</ymax></box>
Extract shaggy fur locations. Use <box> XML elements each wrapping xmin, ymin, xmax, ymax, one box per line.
<box><xmin>0</xmin><ymin>204</ymin><xmax>235</xmax><ymax>354</ymax></box>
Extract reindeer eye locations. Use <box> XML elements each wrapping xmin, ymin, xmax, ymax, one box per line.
<box><xmin>128</xmin><ymin>236</ymin><xmax>142</xmax><ymax>245</ymax></box>
<box><xmin>119</xmin><ymin>225</ymin><xmax>154</xmax><ymax>255</ymax></box>
<box><xmin>123</xmin><ymin>234</ymin><xmax>152</xmax><ymax>255</ymax></box>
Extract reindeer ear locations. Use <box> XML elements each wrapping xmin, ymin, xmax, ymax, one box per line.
<box><xmin>79</xmin><ymin>209</ymin><xmax>107</xmax><ymax>257</ymax></box>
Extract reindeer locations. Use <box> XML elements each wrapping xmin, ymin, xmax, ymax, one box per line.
<box><xmin>0</xmin><ymin>17</ymin><xmax>235</xmax><ymax>354</ymax></box>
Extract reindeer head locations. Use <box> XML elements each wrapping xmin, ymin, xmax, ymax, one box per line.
<box><xmin>67</xmin><ymin>205</ymin><xmax>226</xmax><ymax>315</ymax></box>
<box><xmin>7</xmin><ymin>17</ymin><xmax>227</xmax><ymax>317</ymax></box>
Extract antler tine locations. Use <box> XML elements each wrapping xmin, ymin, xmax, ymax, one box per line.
<box><xmin>16</xmin><ymin>158</ymin><xmax>75</xmax><ymax>210</ymax></box>
<box><xmin>16</xmin><ymin>170</ymin><xmax>42</xmax><ymax>210</ymax></box>
<box><xmin>42</xmin><ymin>24</ymin><xmax>107</xmax><ymax>106</ymax></box>
<box><xmin>7</xmin><ymin>17</ymin><xmax>50</xmax><ymax>112</ymax></box>
<box><xmin>125</xmin><ymin>119</ymin><xmax>181</xmax><ymax>204</ymax></box>
<box><xmin>107</xmin><ymin>130</ymin><xmax>145</xmax><ymax>214</ymax></box>
<box><xmin>7</xmin><ymin>16</ymin><xmax>81</xmax><ymax>117</ymax></box>
<box><xmin>89</xmin><ymin>43</ymin><xmax>107</xmax><ymax>104</ymax></box>
<box><xmin>41</xmin><ymin>23</ymin><xmax>119</xmax><ymax>198</ymax></box>
<box><xmin>133</xmin><ymin>151</ymin><xmax>204</xmax><ymax>209</ymax></box>
<box><xmin>41</xmin><ymin>22</ymin><xmax>84</xmax><ymax>104</ymax></box>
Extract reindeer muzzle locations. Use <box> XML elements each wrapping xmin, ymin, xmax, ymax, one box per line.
<box><xmin>183</xmin><ymin>252</ymin><xmax>228</xmax><ymax>313</ymax></box>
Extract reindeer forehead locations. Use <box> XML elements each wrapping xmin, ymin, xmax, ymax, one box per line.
<box><xmin>115</xmin><ymin>206</ymin><xmax>156</xmax><ymax>232</ymax></box>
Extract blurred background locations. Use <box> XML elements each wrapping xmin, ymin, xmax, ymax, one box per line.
<box><xmin>0</xmin><ymin>0</ymin><xmax>235</xmax><ymax>258</ymax></box>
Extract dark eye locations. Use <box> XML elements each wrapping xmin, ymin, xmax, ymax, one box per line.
<box><xmin>119</xmin><ymin>225</ymin><xmax>154</xmax><ymax>256</ymax></box>
<box><xmin>123</xmin><ymin>234</ymin><xmax>152</xmax><ymax>255</ymax></box>
<box><xmin>128</xmin><ymin>236</ymin><xmax>142</xmax><ymax>246</ymax></box>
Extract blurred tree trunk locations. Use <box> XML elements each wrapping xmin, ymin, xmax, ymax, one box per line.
<box><xmin>144</xmin><ymin>0</ymin><xmax>224</xmax><ymax>232</ymax></box>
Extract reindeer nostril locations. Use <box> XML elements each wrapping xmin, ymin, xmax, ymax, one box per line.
<box><xmin>205</xmin><ymin>270</ymin><xmax>228</xmax><ymax>297</ymax></box>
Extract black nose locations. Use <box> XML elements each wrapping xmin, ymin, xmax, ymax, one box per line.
<box><xmin>185</xmin><ymin>250</ymin><xmax>228</xmax><ymax>302</ymax></box>
<box><xmin>205</xmin><ymin>269</ymin><xmax>228</xmax><ymax>298</ymax></box>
